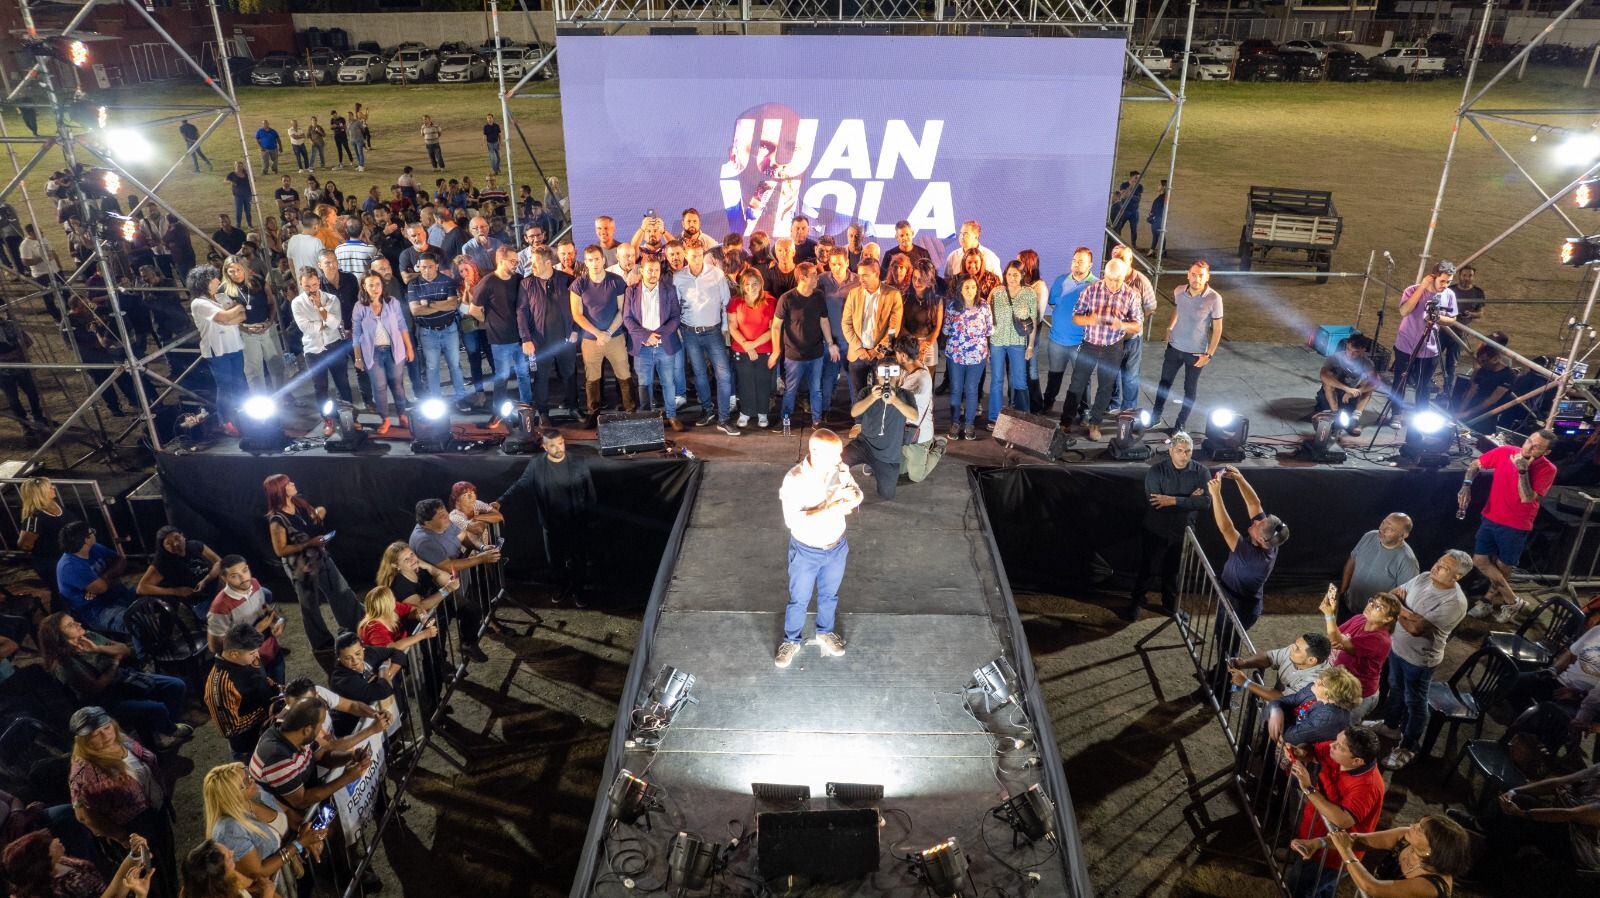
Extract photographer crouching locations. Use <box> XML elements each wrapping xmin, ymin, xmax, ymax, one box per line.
<box><xmin>843</xmin><ymin>335</ymin><xmax>945</xmax><ymax>500</ymax></box>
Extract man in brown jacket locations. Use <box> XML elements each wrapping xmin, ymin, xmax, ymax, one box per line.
<box><xmin>841</xmin><ymin>259</ymin><xmax>903</xmax><ymax>396</ymax></box>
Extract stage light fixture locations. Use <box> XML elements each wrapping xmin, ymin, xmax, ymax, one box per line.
<box><xmin>1559</xmin><ymin>132</ymin><xmax>1600</xmax><ymax>167</ymax></box>
<box><xmin>1400</xmin><ymin>409</ymin><xmax>1453</xmax><ymax>468</ymax></box>
<box><xmin>103</xmin><ymin>129</ymin><xmax>154</xmax><ymax>165</ymax></box>
<box><xmin>667</xmin><ymin>831</ymin><xmax>720</xmax><ymax>893</ymax></box>
<box><xmin>751</xmin><ymin>782</ymin><xmax>811</xmax><ymax>802</ymax></box>
<box><xmin>501</xmin><ymin>400</ymin><xmax>540</xmax><ymax>454</ymax></box>
<box><xmin>68</xmin><ymin>40</ymin><xmax>88</xmax><ymax>67</ymax></box>
<box><xmin>606</xmin><ymin>769</ymin><xmax>657</xmax><ymax>827</ymax></box>
<box><xmin>917</xmin><ymin>838</ymin><xmax>972</xmax><ymax>898</ymax></box>
<box><xmin>1561</xmin><ymin>235</ymin><xmax>1600</xmax><ymax>267</ymax></box>
<box><xmin>642</xmin><ymin>665</ymin><xmax>697</xmax><ymax>725</ymax></box>
<box><xmin>320</xmin><ymin>399</ymin><xmax>367</xmax><ymax>452</ymax></box>
<box><xmin>120</xmin><ymin>217</ymin><xmax>137</xmax><ymax>242</ymax></box>
<box><xmin>993</xmin><ymin>784</ymin><xmax>1055</xmax><ymax>845</ymax></box>
<box><xmin>1578</xmin><ymin>179</ymin><xmax>1600</xmax><ymax>209</ymax></box>
<box><xmin>237</xmin><ymin>395</ymin><xmax>289</xmax><ymax>453</ymax></box>
<box><xmin>826</xmin><ymin>782</ymin><xmax>885</xmax><ymax>802</ymax></box>
<box><xmin>1107</xmin><ymin>409</ymin><xmax>1153</xmax><ymax>461</ymax></box>
<box><xmin>410</xmin><ymin>398</ymin><xmax>452</xmax><ymax>453</ymax></box>
<box><xmin>1305</xmin><ymin>410</ymin><xmax>1348</xmax><ymax>464</ymax></box>
<box><xmin>101</xmin><ymin>171</ymin><xmax>119</xmax><ymax>194</ymax></box>
<box><xmin>972</xmin><ymin>657</ymin><xmax>1019</xmax><ymax>711</ymax></box>
<box><xmin>1200</xmin><ymin>407</ymin><xmax>1249</xmax><ymax>462</ymax></box>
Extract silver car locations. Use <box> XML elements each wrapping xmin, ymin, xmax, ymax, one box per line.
<box><xmin>437</xmin><ymin>53</ymin><xmax>487</xmax><ymax>83</ymax></box>
<box><xmin>386</xmin><ymin>49</ymin><xmax>439</xmax><ymax>83</ymax></box>
<box><xmin>487</xmin><ymin>47</ymin><xmax>528</xmax><ymax>80</ymax></box>
<box><xmin>336</xmin><ymin>54</ymin><xmax>386</xmax><ymax>84</ymax></box>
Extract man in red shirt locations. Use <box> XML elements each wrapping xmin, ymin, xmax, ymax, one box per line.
<box><xmin>1285</xmin><ymin>726</ymin><xmax>1387</xmax><ymax>898</ymax></box>
<box><xmin>1458</xmin><ymin>429</ymin><xmax>1557</xmax><ymax>623</ymax></box>
<box><xmin>1321</xmin><ymin>586</ymin><xmax>1400</xmax><ymax>722</ymax></box>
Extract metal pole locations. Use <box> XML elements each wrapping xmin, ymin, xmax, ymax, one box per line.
<box><xmin>1459</xmin><ymin>159</ymin><xmax>1600</xmax><ymax>270</ymax></box>
<box><xmin>1464</xmin><ymin>115</ymin><xmax>1585</xmax><ymax>235</ymax></box>
<box><xmin>1355</xmin><ymin>249</ymin><xmax>1374</xmax><ymax>330</ymax></box>
<box><xmin>1154</xmin><ymin>0</ymin><xmax>1195</xmax><ymax>280</ymax></box>
<box><xmin>1586</xmin><ymin>43</ymin><xmax>1600</xmax><ymax>89</ymax></box>
<box><xmin>1415</xmin><ymin>0</ymin><xmax>1496</xmax><ymax>283</ymax></box>
<box><xmin>1546</xmin><ymin>271</ymin><xmax>1600</xmax><ymax>429</ymax></box>
<box><xmin>491</xmin><ymin>2</ymin><xmax>520</xmax><ymax>238</ymax></box>
<box><xmin>207</xmin><ymin>0</ymin><xmax>270</xmax><ymax>244</ymax></box>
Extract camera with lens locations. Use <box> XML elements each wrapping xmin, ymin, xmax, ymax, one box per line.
<box><xmin>874</xmin><ymin>363</ymin><xmax>901</xmax><ymax>398</ymax></box>
<box><xmin>1424</xmin><ymin>296</ymin><xmax>1443</xmax><ymax>322</ymax></box>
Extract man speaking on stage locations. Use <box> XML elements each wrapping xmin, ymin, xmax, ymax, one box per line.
<box><xmin>775</xmin><ymin>429</ymin><xmax>863</xmax><ymax>669</ymax></box>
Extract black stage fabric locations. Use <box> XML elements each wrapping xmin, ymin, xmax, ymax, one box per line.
<box><xmin>156</xmin><ymin>449</ymin><xmax>695</xmax><ymax>597</ymax></box>
<box><xmin>974</xmin><ymin>463</ymin><xmax>1484</xmax><ymax>594</ymax></box>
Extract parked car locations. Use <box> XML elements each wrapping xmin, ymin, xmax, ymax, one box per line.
<box><xmin>488</xmin><ymin>47</ymin><xmax>530</xmax><ymax>80</ymax></box>
<box><xmin>478</xmin><ymin>37</ymin><xmax>523</xmax><ymax>58</ymax></box>
<box><xmin>1187</xmin><ymin>54</ymin><xmax>1232</xmax><ymax>81</ymax></box>
<box><xmin>293</xmin><ymin>50</ymin><xmax>341</xmax><ymax>85</ymax></box>
<box><xmin>1280</xmin><ymin>39</ymin><xmax>1331</xmax><ymax>60</ymax></box>
<box><xmin>386</xmin><ymin>48</ymin><xmax>440</xmax><ymax>83</ymax></box>
<box><xmin>1234</xmin><ymin>53</ymin><xmax>1288</xmax><ymax>82</ymax></box>
<box><xmin>336</xmin><ymin>53</ymin><xmax>387</xmax><ymax>84</ymax></box>
<box><xmin>204</xmin><ymin>56</ymin><xmax>253</xmax><ymax>82</ymax></box>
<box><xmin>438</xmin><ymin>41</ymin><xmax>475</xmax><ymax>56</ymax></box>
<box><xmin>1326</xmin><ymin>50</ymin><xmax>1375</xmax><ymax>82</ymax></box>
<box><xmin>248</xmin><ymin>57</ymin><xmax>296</xmax><ymax>86</ymax></box>
<box><xmin>355</xmin><ymin>40</ymin><xmax>382</xmax><ymax>55</ymax></box>
<box><xmin>1281</xmin><ymin>53</ymin><xmax>1325</xmax><ymax>81</ymax></box>
<box><xmin>1132</xmin><ymin>47</ymin><xmax>1173</xmax><ymax>76</ymax></box>
<box><xmin>1373</xmin><ymin>46</ymin><xmax>1445</xmax><ymax>79</ymax></box>
<box><xmin>1199</xmin><ymin>37</ymin><xmax>1239</xmax><ymax>60</ymax></box>
<box><xmin>437</xmin><ymin>53</ymin><xmax>487</xmax><ymax>83</ymax></box>
<box><xmin>1237</xmin><ymin>38</ymin><xmax>1279</xmax><ymax>58</ymax></box>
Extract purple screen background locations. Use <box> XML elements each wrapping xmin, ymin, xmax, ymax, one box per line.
<box><xmin>555</xmin><ymin>34</ymin><xmax>1126</xmax><ymax>276</ymax></box>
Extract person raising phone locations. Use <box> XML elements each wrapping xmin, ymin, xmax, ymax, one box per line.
<box><xmin>842</xmin><ymin>335</ymin><xmax>921</xmax><ymax>501</ymax></box>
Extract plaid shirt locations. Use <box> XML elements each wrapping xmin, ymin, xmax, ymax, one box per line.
<box><xmin>1071</xmin><ymin>279</ymin><xmax>1142</xmax><ymax>347</ymax></box>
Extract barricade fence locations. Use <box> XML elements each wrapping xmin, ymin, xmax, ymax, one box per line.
<box><xmin>0</xmin><ymin>476</ymin><xmax>144</xmax><ymax>562</ymax></box>
<box><xmin>1144</xmin><ymin>527</ymin><xmax>1352</xmax><ymax>898</ymax></box>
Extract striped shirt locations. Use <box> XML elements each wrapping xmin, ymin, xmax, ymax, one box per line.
<box><xmin>249</xmin><ymin>726</ymin><xmax>315</xmax><ymax>798</ymax></box>
<box><xmin>334</xmin><ymin>239</ymin><xmax>378</xmax><ymax>276</ymax></box>
<box><xmin>1071</xmin><ymin>280</ymin><xmax>1142</xmax><ymax>347</ymax></box>
<box><xmin>406</xmin><ymin>272</ymin><xmax>460</xmax><ymax>329</ymax></box>
<box><xmin>420</xmin><ymin>122</ymin><xmax>441</xmax><ymax>145</ymax></box>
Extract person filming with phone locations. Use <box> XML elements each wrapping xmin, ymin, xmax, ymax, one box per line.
<box><xmin>843</xmin><ymin>339</ymin><xmax>921</xmax><ymax>500</ymax></box>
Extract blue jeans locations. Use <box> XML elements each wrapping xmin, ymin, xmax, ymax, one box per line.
<box><xmin>989</xmin><ymin>344</ymin><xmax>1028</xmax><ymax>416</ymax></box>
<box><xmin>488</xmin><ymin>341</ymin><xmax>532</xmax><ymax>411</ymax></box>
<box><xmin>106</xmin><ymin>671</ymin><xmax>187</xmax><ymax>736</ymax></box>
<box><xmin>784</xmin><ymin>536</ymin><xmax>848</xmax><ymax>642</ymax></box>
<box><xmin>683</xmin><ymin>329</ymin><xmax>734</xmax><ymax>422</ymax></box>
<box><xmin>949</xmin><ymin>358</ymin><xmax>985</xmax><ymax>426</ymax></box>
<box><xmin>1112</xmin><ymin>334</ymin><xmax>1144</xmax><ymax>411</ymax></box>
<box><xmin>207</xmin><ymin>350</ymin><xmax>247</xmax><ymax>418</ymax></box>
<box><xmin>418</xmin><ymin>323</ymin><xmax>470</xmax><ymax>401</ymax></box>
<box><xmin>673</xmin><ymin>347</ymin><xmax>687</xmax><ymax>402</ymax></box>
<box><xmin>634</xmin><ymin>344</ymin><xmax>679</xmax><ymax>419</ymax></box>
<box><xmin>820</xmin><ymin>352</ymin><xmax>845</xmax><ymax>417</ymax></box>
<box><xmin>486</xmin><ymin>142</ymin><xmax>501</xmax><ymax>174</ymax></box>
<box><xmin>351</xmin><ymin>139</ymin><xmax>366</xmax><ymax>168</ymax></box>
<box><xmin>366</xmin><ymin>350</ymin><xmax>409</xmax><ymax>419</ymax></box>
<box><xmin>461</xmin><ymin>328</ymin><xmax>490</xmax><ymax>393</ymax></box>
<box><xmin>309</xmin><ymin>143</ymin><xmax>326</xmax><ymax>168</ymax></box>
<box><xmin>233</xmin><ymin>194</ymin><xmax>253</xmax><ymax>228</ymax></box>
<box><xmin>1382</xmin><ymin>652</ymin><xmax>1434</xmax><ymax>750</ymax></box>
<box><xmin>782</xmin><ymin>357</ymin><xmax>824</xmax><ymax>423</ymax></box>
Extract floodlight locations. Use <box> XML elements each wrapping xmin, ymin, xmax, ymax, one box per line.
<box><xmin>101</xmin><ymin>171</ymin><xmax>119</xmax><ymax>194</ymax></box>
<box><xmin>103</xmin><ymin>129</ymin><xmax>154</xmax><ymax>164</ymax></box>
<box><xmin>321</xmin><ymin>399</ymin><xmax>367</xmax><ymax>452</ymax></box>
<box><xmin>751</xmin><ymin>782</ymin><xmax>811</xmax><ymax>801</ymax></box>
<box><xmin>1578</xmin><ymin>179</ymin><xmax>1600</xmax><ymax>209</ymax></box>
<box><xmin>1558</xmin><ymin>133</ymin><xmax>1600</xmax><ymax>166</ymax></box>
<box><xmin>120</xmin><ymin>218</ymin><xmax>137</xmax><ymax>242</ymax></box>
<box><xmin>918</xmin><ymin>838</ymin><xmax>972</xmax><ymax>898</ymax></box>
<box><xmin>826</xmin><ymin>782</ymin><xmax>885</xmax><ymax>802</ymax></box>
<box><xmin>68</xmin><ymin>40</ymin><xmax>88</xmax><ymax>67</ymax></box>
<box><xmin>993</xmin><ymin>784</ymin><xmax>1055</xmax><ymax>844</ymax></box>
<box><xmin>237</xmin><ymin>394</ymin><xmax>288</xmax><ymax>452</ymax></box>
<box><xmin>1200</xmin><ymin>407</ymin><xmax>1249</xmax><ymax>462</ymax></box>
<box><xmin>667</xmin><ymin>831</ymin><xmax>719</xmax><ymax>893</ymax></box>
<box><xmin>1561</xmin><ymin>235</ymin><xmax>1600</xmax><ymax>267</ymax></box>
<box><xmin>972</xmin><ymin>657</ymin><xmax>1019</xmax><ymax>711</ymax></box>
<box><xmin>647</xmin><ymin>665</ymin><xmax>697</xmax><ymax>721</ymax></box>
<box><xmin>1401</xmin><ymin>410</ymin><xmax>1453</xmax><ymax>468</ymax></box>
<box><xmin>1305</xmin><ymin>410</ymin><xmax>1347</xmax><ymax>464</ymax></box>
<box><xmin>1108</xmin><ymin>409</ymin><xmax>1153</xmax><ymax>461</ymax></box>
<box><xmin>606</xmin><ymin>769</ymin><xmax>656</xmax><ymax>826</ymax></box>
<box><xmin>410</xmin><ymin>398</ymin><xmax>452</xmax><ymax>453</ymax></box>
<box><xmin>501</xmin><ymin>400</ymin><xmax>540</xmax><ymax>454</ymax></box>
<box><xmin>96</xmin><ymin>106</ymin><xmax>107</xmax><ymax>129</ymax></box>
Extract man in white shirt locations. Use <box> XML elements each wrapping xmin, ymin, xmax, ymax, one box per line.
<box><xmin>775</xmin><ymin>429</ymin><xmax>863</xmax><ymax>669</ymax></box>
<box><xmin>673</xmin><ymin>243</ymin><xmax>738</xmax><ymax>435</ymax></box>
<box><xmin>607</xmin><ymin>242</ymin><xmax>640</xmax><ymax>287</ymax></box>
<box><xmin>285</xmin><ymin>210</ymin><xmax>325</xmax><ymax>274</ymax></box>
<box><xmin>1364</xmin><ymin>550</ymin><xmax>1470</xmax><ymax>771</ymax></box>
<box><xmin>290</xmin><ymin>267</ymin><xmax>354</xmax><ymax>416</ymax></box>
<box><xmin>941</xmin><ymin>219</ymin><xmax>1002</xmax><ymax>280</ymax></box>
<box><xmin>187</xmin><ymin>264</ymin><xmax>248</xmax><ymax>428</ymax></box>
<box><xmin>622</xmin><ymin>257</ymin><xmax>685</xmax><ymax>432</ymax></box>
<box><xmin>18</xmin><ymin>223</ymin><xmax>62</xmax><ymax>320</ymax></box>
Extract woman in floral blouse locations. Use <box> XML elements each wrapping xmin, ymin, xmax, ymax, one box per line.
<box><xmin>2</xmin><ymin>829</ymin><xmax>153</xmax><ymax>898</ymax></box>
<box><xmin>66</xmin><ymin>708</ymin><xmax>175</xmax><ymax>898</ymax></box>
<box><xmin>943</xmin><ymin>275</ymin><xmax>993</xmax><ymax>441</ymax></box>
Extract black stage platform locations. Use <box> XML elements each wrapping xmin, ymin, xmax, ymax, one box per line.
<box><xmin>568</xmin><ymin>462</ymin><xmax>1090</xmax><ymax>898</ymax></box>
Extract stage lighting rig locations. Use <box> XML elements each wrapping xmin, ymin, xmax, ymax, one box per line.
<box><xmin>751</xmin><ymin>782</ymin><xmax>811</xmax><ymax>802</ymax></box>
<box><xmin>971</xmin><ymin>657</ymin><xmax>1020</xmax><ymax>713</ymax></box>
<box><xmin>500</xmin><ymin>400</ymin><xmax>540</xmax><ymax>454</ymax></box>
<box><xmin>1578</xmin><ymin>178</ymin><xmax>1600</xmax><ymax>209</ymax></box>
<box><xmin>410</xmin><ymin>398</ymin><xmax>453</xmax><ymax>453</ymax></box>
<box><xmin>238</xmin><ymin>395</ymin><xmax>289</xmax><ymax>453</ymax></box>
<box><xmin>1200</xmin><ymin>408</ymin><xmax>1249</xmax><ymax>462</ymax></box>
<box><xmin>321</xmin><ymin>400</ymin><xmax>367</xmax><ymax>452</ymax></box>
<box><xmin>1107</xmin><ymin>409</ymin><xmax>1153</xmax><ymax>461</ymax></box>
<box><xmin>605</xmin><ymin>769</ymin><xmax>659</xmax><ymax>828</ymax></box>
<box><xmin>1400</xmin><ymin>409</ymin><xmax>1453</xmax><ymax>468</ymax></box>
<box><xmin>667</xmin><ymin>832</ymin><xmax>723</xmax><ymax>894</ymax></box>
<box><xmin>1304</xmin><ymin>410</ymin><xmax>1349</xmax><ymax>464</ymax></box>
<box><xmin>21</xmin><ymin>36</ymin><xmax>88</xmax><ymax>67</ymax></box>
<box><xmin>1561</xmin><ymin>235</ymin><xmax>1600</xmax><ymax>267</ymax></box>
<box><xmin>993</xmin><ymin>784</ymin><xmax>1055</xmax><ymax>847</ymax></box>
<box><xmin>916</xmin><ymin>838</ymin><xmax>973</xmax><ymax>898</ymax></box>
<box><xmin>630</xmin><ymin>665</ymin><xmax>697</xmax><ymax>747</ymax></box>
<box><xmin>826</xmin><ymin>782</ymin><xmax>885</xmax><ymax>802</ymax></box>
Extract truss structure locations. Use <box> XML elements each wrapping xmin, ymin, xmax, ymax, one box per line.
<box><xmin>551</xmin><ymin>0</ymin><xmax>1131</xmax><ymax>29</ymax></box>
<box><xmin>0</xmin><ymin>0</ymin><xmax>264</xmax><ymax>473</ymax></box>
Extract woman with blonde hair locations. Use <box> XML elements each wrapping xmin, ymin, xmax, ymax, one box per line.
<box><xmin>20</xmin><ymin>475</ymin><xmax>74</xmax><ymax>601</ymax></box>
<box><xmin>1270</xmin><ymin>666</ymin><xmax>1363</xmax><ymax>746</ymax></box>
<box><xmin>66</xmin><ymin>707</ymin><xmax>176</xmax><ymax>898</ymax></box>
<box><xmin>220</xmin><ymin>255</ymin><xmax>285</xmax><ymax>395</ymax></box>
<box><xmin>203</xmin><ymin>762</ymin><xmax>326</xmax><ymax>898</ymax></box>
<box><xmin>357</xmin><ymin>586</ymin><xmax>439</xmax><ymax>652</ymax></box>
<box><xmin>375</xmin><ymin>540</ymin><xmax>484</xmax><ymax>663</ymax></box>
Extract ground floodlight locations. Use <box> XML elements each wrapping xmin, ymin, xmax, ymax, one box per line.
<box><xmin>237</xmin><ymin>395</ymin><xmax>288</xmax><ymax>453</ymax></box>
<box><xmin>606</xmin><ymin>769</ymin><xmax>656</xmax><ymax>826</ymax></box>
<box><xmin>1401</xmin><ymin>410</ymin><xmax>1453</xmax><ymax>467</ymax></box>
<box><xmin>1108</xmin><ymin>409</ymin><xmax>1153</xmax><ymax>461</ymax></box>
<box><xmin>826</xmin><ymin>782</ymin><xmax>885</xmax><ymax>802</ymax></box>
<box><xmin>667</xmin><ymin>831</ymin><xmax>719</xmax><ymax>893</ymax></box>
<box><xmin>1305</xmin><ymin>410</ymin><xmax>1347</xmax><ymax>464</ymax></box>
<box><xmin>321</xmin><ymin>399</ymin><xmax>367</xmax><ymax>452</ymax></box>
<box><xmin>994</xmin><ymin>784</ymin><xmax>1055</xmax><ymax>845</ymax></box>
<box><xmin>1200</xmin><ymin>407</ymin><xmax>1249</xmax><ymax>462</ymax></box>
<box><xmin>648</xmin><ymin>665</ymin><xmax>697</xmax><ymax>722</ymax></box>
<box><xmin>918</xmin><ymin>838</ymin><xmax>972</xmax><ymax>898</ymax></box>
<box><xmin>501</xmin><ymin>400</ymin><xmax>540</xmax><ymax>454</ymax></box>
<box><xmin>104</xmin><ymin>128</ymin><xmax>154</xmax><ymax>164</ymax></box>
<box><xmin>1558</xmin><ymin>132</ymin><xmax>1600</xmax><ymax>167</ymax></box>
<box><xmin>751</xmin><ymin>782</ymin><xmax>811</xmax><ymax>801</ymax></box>
<box><xmin>973</xmin><ymin>657</ymin><xmax>1019</xmax><ymax>710</ymax></box>
<box><xmin>411</xmin><ymin>398</ymin><xmax>452</xmax><ymax>453</ymax></box>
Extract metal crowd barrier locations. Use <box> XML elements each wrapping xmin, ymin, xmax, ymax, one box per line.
<box><xmin>0</xmin><ymin>476</ymin><xmax>140</xmax><ymax>559</ymax></box>
<box><xmin>1138</xmin><ymin>527</ymin><xmax>1349</xmax><ymax>898</ymax></box>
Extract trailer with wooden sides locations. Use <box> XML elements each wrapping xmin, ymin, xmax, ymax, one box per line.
<box><xmin>1238</xmin><ymin>186</ymin><xmax>1342</xmax><ymax>283</ymax></box>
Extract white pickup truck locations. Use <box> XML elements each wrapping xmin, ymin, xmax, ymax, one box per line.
<box><xmin>1372</xmin><ymin>46</ymin><xmax>1445</xmax><ymax>79</ymax></box>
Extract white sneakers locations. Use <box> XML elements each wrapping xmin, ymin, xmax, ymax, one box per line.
<box><xmin>1494</xmin><ymin>599</ymin><xmax>1527</xmax><ymax>624</ymax></box>
<box><xmin>1362</xmin><ymin>720</ymin><xmax>1401</xmax><ymax>741</ymax></box>
<box><xmin>1467</xmin><ymin>601</ymin><xmax>1495</xmax><ymax>620</ymax></box>
<box><xmin>1381</xmin><ymin>747</ymin><xmax>1416</xmax><ymax>770</ymax></box>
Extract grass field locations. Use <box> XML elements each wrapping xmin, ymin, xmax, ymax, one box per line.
<box><xmin>11</xmin><ymin>66</ymin><xmax>1600</xmax><ymax>356</ymax></box>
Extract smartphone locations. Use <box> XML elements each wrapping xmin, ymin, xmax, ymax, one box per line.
<box><xmin>322</xmin><ymin>530</ymin><xmax>336</xmax><ymax>542</ymax></box>
<box><xmin>311</xmin><ymin>803</ymin><xmax>337</xmax><ymax>832</ymax></box>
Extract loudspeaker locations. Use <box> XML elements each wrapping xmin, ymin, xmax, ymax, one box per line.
<box><xmin>597</xmin><ymin>411</ymin><xmax>667</xmax><ymax>456</ymax></box>
<box><xmin>757</xmin><ymin>809</ymin><xmax>879</xmax><ymax>881</ymax></box>
<box><xmin>992</xmin><ymin>409</ymin><xmax>1070</xmax><ymax>460</ymax></box>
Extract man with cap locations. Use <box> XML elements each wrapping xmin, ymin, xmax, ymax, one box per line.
<box><xmin>1206</xmin><ymin>465</ymin><xmax>1290</xmax><ymax>705</ymax></box>
<box><xmin>1389</xmin><ymin>261</ymin><xmax>1458</xmax><ymax>422</ymax></box>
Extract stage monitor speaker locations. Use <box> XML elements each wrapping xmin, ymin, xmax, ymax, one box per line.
<box><xmin>992</xmin><ymin>409</ymin><xmax>1070</xmax><ymax>460</ymax></box>
<box><xmin>597</xmin><ymin>411</ymin><xmax>667</xmax><ymax>456</ymax></box>
<box><xmin>757</xmin><ymin>808</ymin><xmax>880</xmax><ymax>881</ymax></box>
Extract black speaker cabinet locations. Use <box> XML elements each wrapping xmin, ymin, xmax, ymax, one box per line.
<box><xmin>757</xmin><ymin>808</ymin><xmax>880</xmax><ymax>881</ymax></box>
<box><xmin>993</xmin><ymin>409</ymin><xmax>1070</xmax><ymax>460</ymax></box>
<box><xmin>597</xmin><ymin>411</ymin><xmax>666</xmax><ymax>456</ymax></box>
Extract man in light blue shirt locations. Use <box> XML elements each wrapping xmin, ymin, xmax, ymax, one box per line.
<box><xmin>1040</xmin><ymin>246</ymin><xmax>1096</xmax><ymax>417</ymax></box>
<box><xmin>673</xmin><ymin>243</ymin><xmax>738</xmax><ymax>435</ymax></box>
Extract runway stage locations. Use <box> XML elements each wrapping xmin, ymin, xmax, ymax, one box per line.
<box><xmin>569</xmin><ymin>462</ymin><xmax>1090</xmax><ymax>898</ymax></box>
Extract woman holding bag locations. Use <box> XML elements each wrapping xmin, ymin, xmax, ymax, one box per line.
<box><xmin>986</xmin><ymin>261</ymin><xmax>1037</xmax><ymax>428</ymax></box>
<box><xmin>263</xmin><ymin>475</ymin><xmax>359</xmax><ymax>654</ymax></box>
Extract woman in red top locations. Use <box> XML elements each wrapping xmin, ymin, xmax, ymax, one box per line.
<box><xmin>728</xmin><ymin>268</ymin><xmax>778</xmax><ymax>429</ymax></box>
<box><xmin>1321</xmin><ymin>587</ymin><xmax>1400</xmax><ymax>722</ymax></box>
<box><xmin>356</xmin><ymin>585</ymin><xmax>439</xmax><ymax>651</ymax></box>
